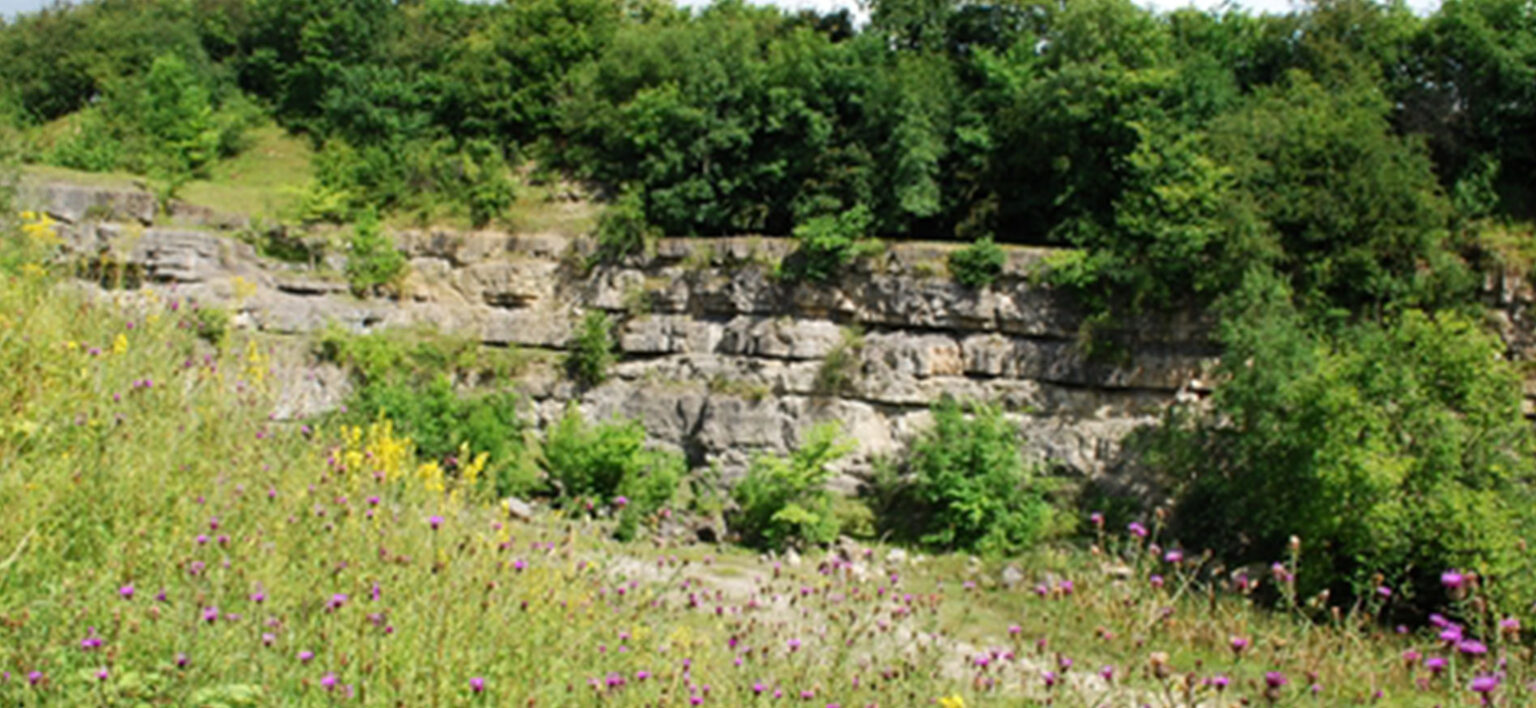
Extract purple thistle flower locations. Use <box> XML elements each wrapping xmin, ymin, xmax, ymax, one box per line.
<box><xmin>27</xmin><ymin>671</ymin><xmax>42</xmax><ymax>686</ymax></box>
<box><xmin>1163</xmin><ymin>549</ymin><xmax>1184</xmax><ymax>564</ymax></box>
<box><xmin>321</xmin><ymin>673</ymin><xmax>337</xmax><ymax>690</ymax></box>
<box><xmin>1128</xmin><ymin>522</ymin><xmax>1148</xmax><ymax>538</ymax></box>
<box><xmin>1265</xmin><ymin>672</ymin><xmax>1288</xmax><ymax>689</ymax></box>
<box><xmin>1458</xmin><ymin>640</ymin><xmax>1488</xmax><ymax>656</ymax></box>
<box><xmin>1442</xmin><ymin>570</ymin><xmax>1466</xmax><ymax>589</ymax></box>
<box><xmin>96</xmin><ymin>667</ymin><xmax>109</xmax><ymax>682</ymax></box>
<box><xmin>429</xmin><ymin>515</ymin><xmax>443</xmax><ymax>530</ymax></box>
<box><xmin>469</xmin><ymin>677</ymin><xmax>486</xmax><ymax>693</ymax></box>
<box><xmin>119</xmin><ymin>584</ymin><xmax>134</xmax><ymax>600</ymax></box>
<box><xmin>1426</xmin><ymin>657</ymin><xmax>1448</xmax><ymax>674</ymax></box>
<box><xmin>298</xmin><ymin>650</ymin><xmax>315</xmax><ymax>664</ymax></box>
<box><xmin>327</xmin><ymin>593</ymin><xmax>348</xmax><ymax>611</ymax></box>
<box><xmin>202</xmin><ymin>607</ymin><xmax>219</xmax><ymax>624</ymax></box>
<box><xmin>1042</xmin><ymin>670</ymin><xmax>1057</xmax><ymax>689</ymax></box>
<box><xmin>1471</xmin><ymin>675</ymin><xmax>1499</xmax><ymax>693</ymax></box>
<box><xmin>176</xmin><ymin>653</ymin><xmax>189</xmax><ymax>668</ymax></box>
<box><xmin>1210</xmin><ymin>674</ymin><xmax>1230</xmax><ymax>691</ymax></box>
<box><xmin>1230</xmin><ymin>636</ymin><xmax>1250</xmax><ymax>654</ymax></box>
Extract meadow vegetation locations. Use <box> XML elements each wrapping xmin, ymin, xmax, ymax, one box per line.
<box><xmin>4</xmin><ymin>217</ymin><xmax>1536</xmax><ymax>705</ymax></box>
<box><xmin>4</xmin><ymin>0</ymin><xmax>1536</xmax><ymax>702</ymax></box>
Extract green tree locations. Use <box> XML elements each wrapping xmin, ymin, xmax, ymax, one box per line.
<box><xmin>1159</xmin><ymin>271</ymin><xmax>1536</xmax><ymax>614</ymax></box>
<box><xmin>1210</xmin><ymin>72</ymin><xmax>1467</xmax><ymax>314</ymax></box>
<box><xmin>142</xmin><ymin>53</ymin><xmax>221</xmax><ymax>185</ymax></box>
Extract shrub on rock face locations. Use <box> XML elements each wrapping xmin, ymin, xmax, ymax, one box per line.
<box><xmin>730</xmin><ymin>422</ymin><xmax>851</xmax><ymax>551</ymax></box>
<box><xmin>591</xmin><ymin>185</ymin><xmax>658</xmax><ymax>266</ymax></box>
<box><xmin>344</xmin><ymin>210</ymin><xmax>407</xmax><ymax>296</ymax></box>
<box><xmin>541</xmin><ymin>406</ymin><xmax>683</xmax><ymax>540</ymax></box>
<box><xmin>889</xmin><ymin>398</ymin><xmax>1060</xmax><ymax>556</ymax></box>
<box><xmin>783</xmin><ymin>205</ymin><xmax>880</xmax><ymax>283</ymax></box>
<box><xmin>948</xmin><ymin>237</ymin><xmax>1005</xmax><ymax>288</ymax></box>
<box><xmin>565</xmin><ymin>310</ymin><xmax>615</xmax><ymax>388</ymax></box>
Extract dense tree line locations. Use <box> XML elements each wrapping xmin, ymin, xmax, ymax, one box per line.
<box><xmin>5</xmin><ymin>0</ymin><xmax>1536</xmax><ymax>615</ymax></box>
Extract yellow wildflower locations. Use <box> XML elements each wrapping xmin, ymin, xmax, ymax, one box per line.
<box><xmin>938</xmin><ymin>696</ymin><xmax>965</xmax><ymax>708</ymax></box>
<box><xmin>112</xmin><ymin>333</ymin><xmax>128</xmax><ymax>355</ymax></box>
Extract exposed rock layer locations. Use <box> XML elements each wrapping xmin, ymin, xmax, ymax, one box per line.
<box><xmin>23</xmin><ymin>181</ymin><xmax>1217</xmax><ymax>490</ymax></box>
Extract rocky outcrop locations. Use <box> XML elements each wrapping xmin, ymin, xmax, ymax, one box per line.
<box><xmin>26</xmin><ymin>182</ymin><xmax>1218</xmax><ymax>490</ymax></box>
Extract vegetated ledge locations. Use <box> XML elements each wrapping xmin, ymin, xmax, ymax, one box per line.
<box><xmin>22</xmin><ymin>181</ymin><xmax>1224</xmax><ymax>490</ymax></box>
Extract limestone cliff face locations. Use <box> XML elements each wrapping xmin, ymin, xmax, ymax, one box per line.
<box><xmin>21</xmin><ymin>181</ymin><xmax>1216</xmax><ymax>490</ymax></box>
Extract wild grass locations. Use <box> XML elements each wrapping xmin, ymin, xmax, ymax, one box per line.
<box><xmin>21</xmin><ymin>123</ymin><xmax>313</xmax><ymax>219</ymax></box>
<box><xmin>0</xmin><ymin>214</ymin><xmax>1530</xmax><ymax>705</ymax></box>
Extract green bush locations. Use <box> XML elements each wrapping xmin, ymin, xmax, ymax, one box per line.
<box><xmin>565</xmin><ymin>310</ymin><xmax>615</xmax><ymax>388</ymax></box>
<box><xmin>322</xmin><ymin>327</ymin><xmax>539</xmax><ymax>497</ymax></box>
<box><xmin>459</xmin><ymin>138</ymin><xmax>517</xmax><ymax>227</ymax></box>
<box><xmin>190</xmin><ymin>305</ymin><xmax>231</xmax><ymax>347</ymax></box>
<box><xmin>879</xmin><ymin>398</ymin><xmax>1059</xmax><ymax>556</ymax></box>
<box><xmin>541</xmin><ymin>406</ymin><xmax>684</xmax><ymax>540</ymax></box>
<box><xmin>307</xmin><ymin>136</ymin><xmax>516</xmax><ymax>227</ymax></box>
<box><xmin>591</xmin><ymin>185</ymin><xmax>658</xmax><ymax>266</ymax></box>
<box><xmin>48</xmin><ymin>107</ymin><xmax>126</xmax><ymax>173</ymax></box>
<box><xmin>343</xmin><ymin>377</ymin><xmax>538</xmax><ymax>498</ymax></box>
<box><xmin>344</xmin><ymin>210</ymin><xmax>407</xmax><ymax>296</ymax></box>
<box><xmin>1157</xmin><ymin>272</ymin><xmax>1536</xmax><ymax>614</ymax></box>
<box><xmin>948</xmin><ymin>237</ymin><xmax>1005</xmax><ymax>288</ymax></box>
<box><xmin>784</xmin><ymin>205</ymin><xmax>880</xmax><ymax>283</ymax></box>
<box><xmin>729</xmin><ymin>422</ymin><xmax>852</xmax><ymax>551</ymax></box>
<box><xmin>812</xmin><ymin>327</ymin><xmax>863</xmax><ymax>396</ymax></box>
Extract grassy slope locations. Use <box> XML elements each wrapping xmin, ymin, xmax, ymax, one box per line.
<box><xmin>22</xmin><ymin>123</ymin><xmax>313</xmax><ymax>218</ymax></box>
<box><xmin>0</xmin><ymin>218</ymin><xmax>1522</xmax><ymax>706</ymax></box>
<box><xmin>24</xmin><ymin>118</ymin><xmax>599</xmax><ymax>237</ymax></box>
